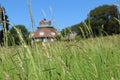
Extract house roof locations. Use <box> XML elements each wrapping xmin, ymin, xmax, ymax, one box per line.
<box><xmin>31</xmin><ymin>27</ymin><xmax>59</xmax><ymax>39</ymax></box>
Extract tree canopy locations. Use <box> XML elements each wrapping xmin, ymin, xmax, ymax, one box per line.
<box><xmin>88</xmin><ymin>5</ymin><xmax>120</xmax><ymax>35</ymax></box>
<box><xmin>10</xmin><ymin>25</ymin><xmax>29</xmax><ymax>45</ymax></box>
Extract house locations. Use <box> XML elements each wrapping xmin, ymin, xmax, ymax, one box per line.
<box><xmin>65</xmin><ymin>31</ymin><xmax>77</xmax><ymax>41</ymax></box>
<box><xmin>30</xmin><ymin>19</ymin><xmax>60</xmax><ymax>42</ymax></box>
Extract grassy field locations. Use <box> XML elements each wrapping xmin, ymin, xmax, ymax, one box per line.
<box><xmin>0</xmin><ymin>35</ymin><xmax>120</xmax><ymax>80</ymax></box>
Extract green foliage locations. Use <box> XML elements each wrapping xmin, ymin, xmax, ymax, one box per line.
<box><xmin>61</xmin><ymin>27</ymin><xmax>71</xmax><ymax>37</ymax></box>
<box><xmin>87</xmin><ymin>5</ymin><xmax>120</xmax><ymax>35</ymax></box>
<box><xmin>10</xmin><ymin>25</ymin><xmax>29</xmax><ymax>45</ymax></box>
<box><xmin>0</xmin><ymin>6</ymin><xmax>9</xmax><ymax>45</ymax></box>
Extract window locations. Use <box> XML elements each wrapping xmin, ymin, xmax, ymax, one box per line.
<box><xmin>51</xmin><ymin>32</ymin><xmax>55</xmax><ymax>36</ymax></box>
<box><xmin>39</xmin><ymin>32</ymin><xmax>44</xmax><ymax>36</ymax></box>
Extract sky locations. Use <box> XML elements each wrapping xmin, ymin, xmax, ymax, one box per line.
<box><xmin>0</xmin><ymin>0</ymin><xmax>117</xmax><ymax>32</ymax></box>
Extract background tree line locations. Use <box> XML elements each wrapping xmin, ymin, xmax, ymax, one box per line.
<box><xmin>62</xmin><ymin>5</ymin><xmax>120</xmax><ymax>38</ymax></box>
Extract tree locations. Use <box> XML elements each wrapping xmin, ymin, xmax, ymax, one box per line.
<box><xmin>87</xmin><ymin>5</ymin><xmax>120</xmax><ymax>35</ymax></box>
<box><xmin>10</xmin><ymin>25</ymin><xmax>29</xmax><ymax>45</ymax></box>
<box><xmin>0</xmin><ymin>5</ymin><xmax>9</xmax><ymax>44</ymax></box>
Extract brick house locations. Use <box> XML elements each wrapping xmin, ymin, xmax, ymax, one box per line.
<box><xmin>30</xmin><ymin>19</ymin><xmax>60</xmax><ymax>42</ymax></box>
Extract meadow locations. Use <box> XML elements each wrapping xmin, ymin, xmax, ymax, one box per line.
<box><xmin>0</xmin><ymin>34</ymin><xmax>120</xmax><ymax>80</ymax></box>
<box><xmin>0</xmin><ymin>1</ymin><xmax>120</xmax><ymax>79</ymax></box>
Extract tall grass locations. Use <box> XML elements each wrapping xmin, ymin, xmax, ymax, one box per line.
<box><xmin>0</xmin><ymin>33</ymin><xmax>120</xmax><ymax>80</ymax></box>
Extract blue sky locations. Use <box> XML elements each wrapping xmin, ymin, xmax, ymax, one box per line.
<box><xmin>0</xmin><ymin>0</ymin><xmax>117</xmax><ymax>32</ymax></box>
